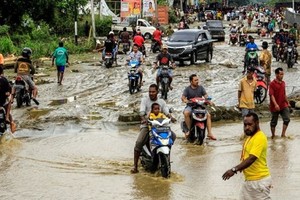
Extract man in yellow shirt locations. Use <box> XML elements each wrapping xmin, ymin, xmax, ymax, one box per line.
<box><xmin>259</xmin><ymin>41</ymin><xmax>272</xmax><ymax>86</ymax></box>
<box><xmin>238</xmin><ymin>66</ymin><xmax>257</xmax><ymax>117</ymax></box>
<box><xmin>222</xmin><ymin>112</ymin><xmax>271</xmax><ymax>199</ymax></box>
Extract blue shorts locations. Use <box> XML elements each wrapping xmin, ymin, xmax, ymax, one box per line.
<box><xmin>57</xmin><ymin>65</ymin><xmax>65</xmax><ymax>72</ymax></box>
<box><xmin>157</xmin><ymin>68</ymin><xmax>173</xmax><ymax>77</ymax></box>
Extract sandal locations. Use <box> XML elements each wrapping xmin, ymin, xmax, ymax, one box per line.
<box><xmin>130</xmin><ymin>168</ymin><xmax>139</xmax><ymax>174</ymax></box>
<box><xmin>207</xmin><ymin>135</ymin><xmax>217</xmax><ymax>140</ymax></box>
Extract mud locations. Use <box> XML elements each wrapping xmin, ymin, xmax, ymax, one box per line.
<box><xmin>1</xmin><ymin>18</ymin><xmax>300</xmax><ymax>199</ymax></box>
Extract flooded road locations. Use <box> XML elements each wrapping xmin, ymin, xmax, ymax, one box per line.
<box><xmin>1</xmin><ymin>120</ymin><xmax>300</xmax><ymax>199</ymax></box>
<box><xmin>1</xmin><ymin>19</ymin><xmax>300</xmax><ymax>199</ymax></box>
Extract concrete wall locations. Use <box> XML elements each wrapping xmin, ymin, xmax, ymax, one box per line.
<box><xmin>285</xmin><ymin>8</ymin><xmax>300</xmax><ymax>26</ymax></box>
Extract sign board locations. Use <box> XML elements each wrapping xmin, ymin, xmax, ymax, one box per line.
<box><xmin>121</xmin><ymin>0</ymin><xmax>142</xmax><ymax>18</ymax></box>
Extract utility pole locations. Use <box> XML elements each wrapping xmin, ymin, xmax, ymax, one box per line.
<box><xmin>155</xmin><ymin>0</ymin><xmax>159</xmax><ymax>24</ymax></box>
<box><xmin>74</xmin><ymin>0</ymin><xmax>78</xmax><ymax>45</ymax></box>
<box><xmin>91</xmin><ymin>0</ymin><xmax>96</xmax><ymax>38</ymax></box>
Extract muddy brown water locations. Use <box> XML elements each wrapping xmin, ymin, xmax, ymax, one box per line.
<box><xmin>1</xmin><ymin>19</ymin><xmax>300</xmax><ymax>199</ymax></box>
<box><xmin>1</xmin><ymin>119</ymin><xmax>300</xmax><ymax>199</ymax></box>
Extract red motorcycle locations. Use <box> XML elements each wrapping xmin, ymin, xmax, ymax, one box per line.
<box><xmin>229</xmin><ymin>31</ymin><xmax>238</xmax><ymax>45</ymax></box>
<box><xmin>181</xmin><ymin>97</ymin><xmax>210</xmax><ymax>145</ymax></box>
<box><xmin>253</xmin><ymin>66</ymin><xmax>268</xmax><ymax>104</ymax></box>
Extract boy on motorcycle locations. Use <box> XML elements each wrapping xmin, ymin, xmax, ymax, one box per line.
<box><xmin>148</xmin><ymin>103</ymin><xmax>167</xmax><ymax>120</ymax></box>
<box><xmin>133</xmin><ymin>30</ymin><xmax>145</xmax><ymax>56</ymax></box>
<box><xmin>127</xmin><ymin>44</ymin><xmax>144</xmax><ymax>88</ymax></box>
<box><xmin>12</xmin><ymin>47</ymin><xmax>39</xmax><ymax>105</ymax></box>
<box><xmin>229</xmin><ymin>24</ymin><xmax>238</xmax><ymax>45</ymax></box>
<box><xmin>181</xmin><ymin>74</ymin><xmax>216</xmax><ymax>140</ymax></box>
<box><xmin>131</xmin><ymin>84</ymin><xmax>176</xmax><ymax>174</ymax></box>
<box><xmin>153</xmin><ymin>44</ymin><xmax>175</xmax><ymax>90</ymax></box>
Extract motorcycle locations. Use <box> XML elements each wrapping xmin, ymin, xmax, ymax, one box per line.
<box><xmin>0</xmin><ymin>107</ymin><xmax>7</xmax><ymax>137</ymax></box>
<box><xmin>151</xmin><ymin>39</ymin><xmax>160</xmax><ymax>53</ymax></box>
<box><xmin>140</xmin><ymin>117</ymin><xmax>173</xmax><ymax>178</ymax></box>
<box><xmin>122</xmin><ymin>42</ymin><xmax>130</xmax><ymax>54</ymax></box>
<box><xmin>13</xmin><ymin>76</ymin><xmax>32</xmax><ymax>108</ymax></box>
<box><xmin>181</xmin><ymin>97</ymin><xmax>210</xmax><ymax>145</ymax></box>
<box><xmin>244</xmin><ymin>48</ymin><xmax>258</xmax><ymax>72</ymax></box>
<box><xmin>158</xmin><ymin>65</ymin><xmax>171</xmax><ymax>100</ymax></box>
<box><xmin>229</xmin><ymin>31</ymin><xmax>238</xmax><ymax>45</ymax></box>
<box><xmin>286</xmin><ymin>43</ymin><xmax>296</xmax><ymax>68</ymax></box>
<box><xmin>275</xmin><ymin>42</ymin><xmax>285</xmax><ymax>62</ymax></box>
<box><xmin>128</xmin><ymin>60</ymin><xmax>140</xmax><ymax>94</ymax></box>
<box><xmin>104</xmin><ymin>52</ymin><xmax>114</xmax><ymax>68</ymax></box>
<box><xmin>239</xmin><ymin>34</ymin><xmax>248</xmax><ymax>46</ymax></box>
<box><xmin>253</xmin><ymin>66</ymin><xmax>268</xmax><ymax>104</ymax></box>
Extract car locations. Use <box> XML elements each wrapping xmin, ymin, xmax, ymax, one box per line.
<box><xmin>166</xmin><ymin>29</ymin><xmax>214</xmax><ymax>65</ymax></box>
<box><xmin>205</xmin><ymin>20</ymin><xmax>225</xmax><ymax>41</ymax></box>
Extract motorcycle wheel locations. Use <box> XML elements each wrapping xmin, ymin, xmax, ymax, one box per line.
<box><xmin>159</xmin><ymin>153</ymin><xmax>170</xmax><ymax>178</ymax></box>
<box><xmin>287</xmin><ymin>57</ymin><xmax>293</xmax><ymax>68</ymax></box>
<box><xmin>16</xmin><ymin>93</ymin><xmax>23</xmax><ymax>108</ymax></box>
<box><xmin>25</xmin><ymin>93</ymin><xmax>31</xmax><ymax>106</ymax></box>
<box><xmin>196</xmin><ymin>126</ymin><xmax>206</xmax><ymax>145</ymax></box>
<box><xmin>255</xmin><ymin>85</ymin><xmax>267</xmax><ymax>104</ymax></box>
<box><xmin>129</xmin><ymin>79</ymin><xmax>135</xmax><ymax>94</ymax></box>
<box><xmin>161</xmin><ymin>81</ymin><xmax>168</xmax><ymax>100</ymax></box>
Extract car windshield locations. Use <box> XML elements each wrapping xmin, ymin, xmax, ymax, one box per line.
<box><xmin>169</xmin><ymin>33</ymin><xmax>195</xmax><ymax>42</ymax></box>
<box><xmin>141</xmin><ymin>20</ymin><xmax>150</xmax><ymax>27</ymax></box>
<box><xmin>206</xmin><ymin>21</ymin><xmax>222</xmax><ymax>28</ymax></box>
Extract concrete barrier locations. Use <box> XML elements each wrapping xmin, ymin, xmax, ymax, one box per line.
<box><xmin>285</xmin><ymin>8</ymin><xmax>300</xmax><ymax>26</ymax></box>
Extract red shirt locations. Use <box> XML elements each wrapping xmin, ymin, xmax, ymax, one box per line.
<box><xmin>153</xmin><ymin>29</ymin><xmax>162</xmax><ymax>41</ymax></box>
<box><xmin>133</xmin><ymin>35</ymin><xmax>144</xmax><ymax>47</ymax></box>
<box><xmin>269</xmin><ymin>79</ymin><xmax>289</xmax><ymax>112</ymax></box>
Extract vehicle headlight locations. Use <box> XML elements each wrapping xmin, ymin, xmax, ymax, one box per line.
<box><xmin>184</xmin><ymin>45</ymin><xmax>193</xmax><ymax>49</ymax></box>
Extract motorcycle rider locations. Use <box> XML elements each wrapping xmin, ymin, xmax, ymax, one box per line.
<box><xmin>152</xmin><ymin>27</ymin><xmax>163</xmax><ymax>50</ymax></box>
<box><xmin>102</xmin><ymin>31</ymin><xmax>117</xmax><ymax>61</ymax></box>
<box><xmin>285</xmin><ymin>33</ymin><xmax>298</xmax><ymax>63</ymax></box>
<box><xmin>289</xmin><ymin>23</ymin><xmax>299</xmax><ymax>43</ymax></box>
<box><xmin>153</xmin><ymin>44</ymin><xmax>175</xmax><ymax>90</ymax></box>
<box><xmin>119</xmin><ymin>27</ymin><xmax>131</xmax><ymax>48</ymax></box>
<box><xmin>131</xmin><ymin>84</ymin><xmax>176</xmax><ymax>174</ymax></box>
<box><xmin>181</xmin><ymin>74</ymin><xmax>216</xmax><ymax>141</ymax></box>
<box><xmin>127</xmin><ymin>44</ymin><xmax>144</xmax><ymax>88</ymax></box>
<box><xmin>0</xmin><ymin>67</ymin><xmax>16</xmax><ymax>133</ymax></box>
<box><xmin>229</xmin><ymin>24</ymin><xmax>238</xmax><ymax>45</ymax></box>
<box><xmin>12</xmin><ymin>47</ymin><xmax>39</xmax><ymax>105</ymax></box>
<box><xmin>133</xmin><ymin>30</ymin><xmax>145</xmax><ymax>55</ymax></box>
<box><xmin>244</xmin><ymin>35</ymin><xmax>258</xmax><ymax>73</ymax></box>
<box><xmin>259</xmin><ymin>41</ymin><xmax>272</xmax><ymax>86</ymax></box>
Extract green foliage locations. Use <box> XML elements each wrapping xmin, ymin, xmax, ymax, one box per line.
<box><xmin>158</xmin><ymin>0</ymin><xmax>168</xmax><ymax>5</ymax></box>
<box><xmin>168</xmin><ymin>10</ymin><xmax>179</xmax><ymax>23</ymax></box>
<box><xmin>31</xmin><ymin>22</ymin><xmax>52</xmax><ymax>41</ymax></box>
<box><xmin>0</xmin><ymin>37</ymin><xmax>17</xmax><ymax>55</ymax></box>
<box><xmin>95</xmin><ymin>16</ymin><xmax>113</xmax><ymax>36</ymax></box>
<box><xmin>0</xmin><ymin>25</ymin><xmax>10</xmax><ymax>36</ymax></box>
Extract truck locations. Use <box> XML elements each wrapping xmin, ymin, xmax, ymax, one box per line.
<box><xmin>111</xmin><ymin>18</ymin><xmax>156</xmax><ymax>40</ymax></box>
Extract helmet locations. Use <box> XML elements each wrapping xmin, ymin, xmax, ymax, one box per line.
<box><xmin>232</xmin><ymin>24</ymin><xmax>236</xmax><ymax>27</ymax></box>
<box><xmin>109</xmin><ymin>31</ymin><xmax>114</xmax><ymax>35</ymax></box>
<box><xmin>262</xmin><ymin>41</ymin><xmax>268</xmax><ymax>48</ymax></box>
<box><xmin>22</xmin><ymin>47</ymin><xmax>32</xmax><ymax>58</ymax></box>
<box><xmin>162</xmin><ymin>44</ymin><xmax>168</xmax><ymax>49</ymax></box>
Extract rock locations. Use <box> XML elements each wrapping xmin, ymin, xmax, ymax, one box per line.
<box><xmin>219</xmin><ymin>59</ymin><xmax>237</xmax><ymax>68</ymax></box>
<box><xmin>295</xmin><ymin>101</ymin><xmax>300</xmax><ymax>109</ymax></box>
<box><xmin>118</xmin><ymin>112</ymin><xmax>140</xmax><ymax>122</ymax></box>
<box><xmin>97</xmin><ymin>100</ymin><xmax>116</xmax><ymax>107</ymax></box>
<box><xmin>71</xmin><ymin>69</ymin><xmax>80</xmax><ymax>73</ymax></box>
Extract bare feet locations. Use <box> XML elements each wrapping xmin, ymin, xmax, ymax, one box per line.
<box><xmin>281</xmin><ymin>134</ymin><xmax>286</xmax><ymax>138</ymax></box>
<box><xmin>207</xmin><ymin>134</ymin><xmax>217</xmax><ymax>140</ymax></box>
<box><xmin>184</xmin><ymin>131</ymin><xmax>190</xmax><ymax>139</ymax></box>
<box><xmin>130</xmin><ymin>168</ymin><xmax>139</xmax><ymax>174</ymax></box>
<box><xmin>10</xmin><ymin>122</ymin><xmax>17</xmax><ymax>133</ymax></box>
<box><xmin>271</xmin><ymin>134</ymin><xmax>275</xmax><ymax>139</ymax></box>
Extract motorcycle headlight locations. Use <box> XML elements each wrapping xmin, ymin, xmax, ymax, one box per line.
<box><xmin>159</xmin><ymin>138</ymin><xmax>169</xmax><ymax>145</ymax></box>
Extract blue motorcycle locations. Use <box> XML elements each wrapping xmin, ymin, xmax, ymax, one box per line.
<box><xmin>140</xmin><ymin>118</ymin><xmax>173</xmax><ymax>178</ymax></box>
<box><xmin>128</xmin><ymin>60</ymin><xmax>140</xmax><ymax>94</ymax></box>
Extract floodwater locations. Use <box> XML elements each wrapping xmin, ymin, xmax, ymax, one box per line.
<box><xmin>1</xmin><ymin>119</ymin><xmax>300</xmax><ymax>199</ymax></box>
<box><xmin>1</xmin><ymin>19</ymin><xmax>300</xmax><ymax>199</ymax></box>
